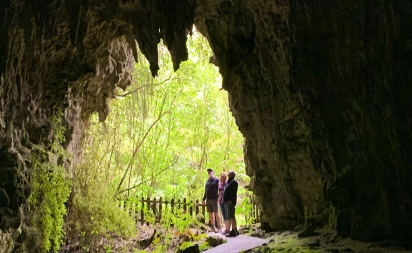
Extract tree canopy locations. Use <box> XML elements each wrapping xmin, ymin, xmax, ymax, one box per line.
<box><xmin>76</xmin><ymin>32</ymin><xmax>247</xmax><ymax>202</ymax></box>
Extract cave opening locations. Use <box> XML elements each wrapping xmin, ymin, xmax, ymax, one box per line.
<box><xmin>54</xmin><ymin>33</ymin><xmax>255</xmax><ymax>251</ymax></box>
<box><xmin>72</xmin><ymin>29</ymin><xmax>251</xmax><ymax>231</ymax></box>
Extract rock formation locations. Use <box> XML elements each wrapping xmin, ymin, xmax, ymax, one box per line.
<box><xmin>195</xmin><ymin>0</ymin><xmax>412</xmax><ymax>241</ymax></box>
<box><xmin>1</xmin><ymin>0</ymin><xmax>411</xmax><ymax>251</ymax></box>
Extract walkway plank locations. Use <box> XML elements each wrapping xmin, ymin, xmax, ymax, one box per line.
<box><xmin>203</xmin><ymin>232</ymin><xmax>269</xmax><ymax>253</ymax></box>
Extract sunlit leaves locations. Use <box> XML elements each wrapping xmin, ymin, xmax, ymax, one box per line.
<box><xmin>81</xmin><ymin>32</ymin><xmax>245</xmax><ymax>202</ymax></box>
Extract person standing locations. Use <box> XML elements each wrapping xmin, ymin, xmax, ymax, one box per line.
<box><xmin>218</xmin><ymin>172</ymin><xmax>229</xmax><ymax>234</ymax></box>
<box><xmin>202</xmin><ymin>168</ymin><xmax>220</xmax><ymax>232</ymax></box>
<box><xmin>223</xmin><ymin>170</ymin><xmax>239</xmax><ymax>237</ymax></box>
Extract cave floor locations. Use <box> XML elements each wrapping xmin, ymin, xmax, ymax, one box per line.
<box><xmin>204</xmin><ymin>232</ymin><xmax>269</xmax><ymax>253</ymax></box>
<box><xmin>244</xmin><ymin>228</ymin><xmax>412</xmax><ymax>253</ymax></box>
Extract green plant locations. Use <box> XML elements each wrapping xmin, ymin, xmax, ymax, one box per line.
<box><xmin>199</xmin><ymin>241</ymin><xmax>212</xmax><ymax>251</ymax></box>
<box><xmin>259</xmin><ymin>235</ymin><xmax>324</xmax><ymax>253</ymax></box>
<box><xmin>28</xmin><ymin>108</ymin><xmax>71</xmax><ymax>253</ymax></box>
<box><xmin>103</xmin><ymin>245</ymin><xmax>113</xmax><ymax>252</ymax></box>
<box><xmin>65</xmin><ymin>177</ymin><xmax>137</xmax><ymax>251</ymax></box>
<box><xmin>179</xmin><ymin>241</ymin><xmax>195</xmax><ymax>251</ymax></box>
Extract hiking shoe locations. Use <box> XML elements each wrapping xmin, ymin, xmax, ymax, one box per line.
<box><xmin>226</xmin><ymin>230</ymin><xmax>238</xmax><ymax>237</ymax></box>
<box><xmin>221</xmin><ymin>230</ymin><xmax>230</xmax><ymax>235</ymax></box>
<box><xmin>211</xmin><ymin>226</ymin><xmax>217</xmax><ymax>233</ymax></box>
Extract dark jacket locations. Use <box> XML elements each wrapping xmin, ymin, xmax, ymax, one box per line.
<box><xmin>223</xmin><ymin>178</ymin><xmax>238</xmax><ymax>205</ymax></box>
<box><xmin>203</xmin><ymin>177</ymin><xmax>219</xmax><ymax>201</ymax></box>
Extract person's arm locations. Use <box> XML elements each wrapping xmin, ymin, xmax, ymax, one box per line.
<box><xmin>217</xmin><ymin>183</ymin><xmax>222</xmax><ymax>203</ymax></box>
<box><xmin>223</xmin><ymin>182</ymin><xmax>230</xmax><ymax>203</ymax></box>
<box><xmin>233</xmin><ymin>181</ymin><xmax>238</xmax><ymax>203</ymax></box>
<box><xmin>202</xmin><ymin>182</ymin><xmax>207</xmax><ymax>202</ymax></box>
<box><xmin>227</xmin><ymin>181</ymin><xmax>238</xmax><ymax>203</ymax></box>
<box><xmin>213</xmin><ymin>178</ymin><xmax>219</xmax><ymax>198</ymax></box>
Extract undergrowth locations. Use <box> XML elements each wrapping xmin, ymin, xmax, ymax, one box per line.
<box><xmin>28</xmin><ymin>108</ymin><xmax>71</xmax><ymax>252</ymax></box>
<box><xmin>253</xmin><ymin>235</ymin><xmax>324</xmax><ymax>253</ymax></box>
<box><xmin>65</xmin><ymin>169</ymin><xmax>137</xmax><ymax>252</ymax></box>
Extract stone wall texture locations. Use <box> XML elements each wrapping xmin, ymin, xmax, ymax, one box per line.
<box><xmin>195</xmin><ymin>0</ymin><xmax>412</xmax><ymax>241</ymax></box>
<box><xmin>1</xmin><ymin>0</ymin><xmax>411</xmax><ymax>251</ymax></box>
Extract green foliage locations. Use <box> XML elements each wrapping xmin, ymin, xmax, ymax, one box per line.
<box><xmin>28</xmin><ymin>109</ymin><xmax>71</xmax><ymax>253</ymax></box>
<box><xmin>72</xmin><ymin>32</ymin><xmax>251</xmax><ymax>251</ymax></box>
<box><xmin>237</xmin><ymin>196</ymin><xmax>254</xmax><ymax>225</ymax></box>
<box><xmin>66</xmin><ymin>163</ymin><xmax>137</xmax><ymax>251</ymax></box>
<box><xmin>178</xmin><ymin>241</ymin><xmax>195</xmax><ymax>251</ymax></box>
<box><xmin>198</xmin><ymin>241</ymin><xmax>212</xmax><ymax>252</ymax></box>
<box><xmin>254</xmin><ymin>235</ymin><xmax>324</xmax><ymax>253</ymax></box>
<box><xmin>82</xmin><ymin>32</ymin><xmax>246</xmax><ymax>202</ymax></box>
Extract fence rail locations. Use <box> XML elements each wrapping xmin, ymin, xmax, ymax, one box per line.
<box><xmin>120</xmin><ymin>195</ymin><xmax>260</xmax><ymax>225</ymax></box>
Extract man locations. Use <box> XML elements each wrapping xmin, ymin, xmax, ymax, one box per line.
<box><xmin>202</xmin><ymin>168</ymin><xmax>220</xmax><ymax>232</ymax></box>
<box><xmin>223</xmin><ymin>170</ymin><xmax>239</xmax><ymax>237</ymax></box>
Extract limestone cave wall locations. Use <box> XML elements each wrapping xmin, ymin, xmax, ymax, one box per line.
<box><xmin>0</xmin><ymin>0</ymin><xmax>411</xmax><ymax>251</ymax></box>
<box><xmin>195</xmin><ymin>0</ymin><xmax>412</xmax><ymax>241</ymax></box>
<box><xmin>0</xmin><ymin>0</ymin><xmax>194</xmax><ymax>251</ymax></box>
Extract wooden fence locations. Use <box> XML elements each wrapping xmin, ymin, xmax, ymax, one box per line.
<box><xmin>119</xmin><ymin>195</ymin><xmax>260</xmax><ymax>225</ymax></box>
<box><xmin>246</xmin><ymin>194</ymin><xmax>260</xmax><ymax>224</ymax></box>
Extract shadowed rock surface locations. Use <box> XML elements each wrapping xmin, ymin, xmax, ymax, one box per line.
<box><xmin>1</xmin><ymin>0</ymin><xmax>411</xmax><ymax>251</ymax></box>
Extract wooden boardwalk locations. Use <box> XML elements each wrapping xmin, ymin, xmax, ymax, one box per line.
<box><xmin>204</xmin><ymin>232</ymin><xmax>269</xmax><ymax>253</ymax></box>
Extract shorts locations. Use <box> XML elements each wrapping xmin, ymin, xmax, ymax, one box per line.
<box><xmin>206</xmin><ymin>199</ymin><xmax>219</xmax><ymax>213</ymax></box>
<box><xmin>225</xmin><ymin>201</ymin><xmax>236</xmax><ymax>219</ymax></box>
<box><xmin>220</xmin><ymin>203</ymin><xmax>229</xmax><ymax>221</ymax></box>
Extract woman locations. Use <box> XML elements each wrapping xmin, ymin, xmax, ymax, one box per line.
<box><xmin>217</xmin><ymin>172</ymin><xmax>230</xmax><ymax>234</ymax></box>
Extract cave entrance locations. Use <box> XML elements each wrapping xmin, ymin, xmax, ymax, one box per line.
<box><xmin>72</xmin><ymin>31</ymin><xmax>252</xmax><ymax>226</ymax></box>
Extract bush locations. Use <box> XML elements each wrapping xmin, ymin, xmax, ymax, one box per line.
<box><xmin>65</xmin><ymin>178</ymin><xmax>136</xmax><ymax>251</ymax></box>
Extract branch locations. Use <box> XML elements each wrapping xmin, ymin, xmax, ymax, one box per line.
<box><xmin>115</xmin><ymin>108</ymin><xmax>171</xmax><ymax>194</ymax></box>
<box><xmin>117</xmin><ymin>76</ymin><xmax>171</xmax><ymax>97</ymax></box>
<box><xmin>116</xmin><ymin>159</ymin><xmax>178</xmax><ymax>196</ymax></box>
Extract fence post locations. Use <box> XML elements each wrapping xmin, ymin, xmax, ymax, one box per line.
<box><xmin>130</xmin><ymin>202</ymin><xmax>136</xmax><ymax>217</ymax></box>
<box><xmin>202</xmin><ymin>201</ymin><xmax>206</xmax><ymax>219</ymax></box>
<box><xmin>250</xmin><ymin>195</ymin><xmax>255</xmax><ymax>221</ymax></box>
<box><xmin>147</xmin><ymin>197</ymin><xmax>151</xmax><ymax>224</ymax></box>
<box><xmin>141</xmin><ymin>196</ymin><xmax>144</xmax><ymax>225</ymax></box>
<box><xmin>183</xmin><ymin>198</ymin><xmax>187</xmax><ymax>214</ymax></box>
<box><xmin>251</xmin><ymin>194</ymin><xmax>255</xmax><ymax>222</ymax></box>
<box><xmin>171</xmin><ymin>198</ymin><xmax>175</xmax><ymax>214</ymax></box>
<box><xmin>158</xmin><ymin>197</ymin><xmax>163</xmax><ymax>222</ymax></box>
<box><xmin>153</xmin><ymin>197</ymin><xmax>157</xmax><ymax>222</ymax></box>
<box><xmin>189</xmin><ymin>200</ymin><xmax>193</xmax><ymax>217</ymax></box>
<box><xmin>254</xmin><ymin>196</ymin><xmax>258</xmax><ymax>222</ymax></box>
<box><xmin>195</xmin><ymin>201</ymin><xmax>199</xmax><ymax>217</ymax></box>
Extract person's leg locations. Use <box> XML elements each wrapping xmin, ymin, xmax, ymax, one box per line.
<box><xmin>225</xmin><ymin>220</ymin><xmax>230</xmax><ymax>232</ymax></box>
<box><xmin>212</xmin><ymin>200</ymin><xmax>219</xmax><ymax>231</ymax></box>
<box><xmin>231</xmin><ymin>207</ymin><xmax>238</xmax><ymax>235</ymax></box>
<box><xmin>226</xmin><ymin>202</ymin><xmax>238</xmax><ymax>237</ymax></box>
<box><xmin>219</xmin><ymin>203</ymin><xmax>225</xmax><ymax>221</ymax></box>
<box><xmin>209</xmin><ymin>212</ymin><xmax>215</xmax><ymax>229</ymax></box>
<box><xmin>230</xmin><ymin>217</ymin><xmax>237</xmax><ymax>231</ymax></box>
<box><xmin>220</xmin><ymin>203</ymin><xmax>230</xmax><ymax>232</ymax></box>
<box><xmin>215</xmin><ymin>212</ymin><xmax>220</xmax><ymax>228</ymax></box>
<box><xmin>206</xmin><ymin>199</ymin><xmax>216</xmax><ymax>231</ymax></box>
